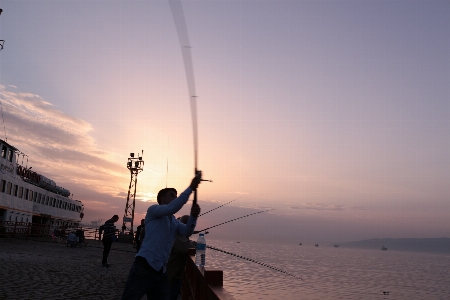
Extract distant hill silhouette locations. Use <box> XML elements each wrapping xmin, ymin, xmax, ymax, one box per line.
<box><xmin>339</xmin><ymin>238</ymin><xmax>450</xmax><ymax>254</ymax></box>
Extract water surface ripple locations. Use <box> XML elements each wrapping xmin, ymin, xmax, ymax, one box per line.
<box><xmin>205</xmin><ymin>239</ymin><xmax>450</xmax><ymax>299</ymax></box>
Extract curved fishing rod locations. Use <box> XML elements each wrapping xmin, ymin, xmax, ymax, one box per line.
<box><xmin>0</xmin><ymin>8</ymin><xmax>4</xmax><ymax>51</ymax></box>
<box><xmin>198</xmin><ymin>196</ymin><xmax>243</xmax><ymax>217</ymax></box>
<box><xmin>169</xmin><ymin>0</ymin><xmax>211</xmax><ymax>203</ymax></box>
<box><xmin>207</xmin><ymin>244</ymin><xmax>310</xmax><ymax>283</ymax></box>
<box><xmin>194</xmin><ymin>209</ymin><xmax>273</xmax><ymax>234</ymax></box>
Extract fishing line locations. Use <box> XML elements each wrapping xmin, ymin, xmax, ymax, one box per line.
<box><xmin>166</xmin><ymin>136</ymin><xmax>169</xmax><ymax>188</ymax></box>
<box><xmin>194</xmin><ymin>209</ymin><xmax>273</xmax><ymax>233</ymax></box>
<box><xmin>198</xmin><ymin>196</ymin><xmax>244</xmax><ymax>217</ymax></box>
<box><xmin>207</xmin><ymin>244</ymin><xmax>311</xmax><ymax>283</ymax></box>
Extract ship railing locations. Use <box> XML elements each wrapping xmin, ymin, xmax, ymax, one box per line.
<box><xmin>182</xmin><ymin>248</ymin><xmax>235</xmax><ymax>300</ymax></box>
<box><xmin>0</xmin><ymin>221</ymin><xmax>50</xmax><ymax>238</ymax></box>
<box><xmin>61</xmin><ymin>226</ymin><xmax>118</xmax><ymax>241</ymax></box>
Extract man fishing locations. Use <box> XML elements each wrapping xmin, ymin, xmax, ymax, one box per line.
<box><xmin>121</xmin><ymin>174</ymin><xmax>201</xmax><ymax>300</ymax></box>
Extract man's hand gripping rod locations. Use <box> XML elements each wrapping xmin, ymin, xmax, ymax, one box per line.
<box><xmin>192</xmin><ymin>169</ymin><xmax>212</xmax><ymax>205</ymax></box>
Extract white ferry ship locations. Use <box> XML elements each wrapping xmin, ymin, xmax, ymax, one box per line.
<box><xmin>0</xmin><ymin>138</ymin><xmax>84</xmax><ymax>229</ymax></box>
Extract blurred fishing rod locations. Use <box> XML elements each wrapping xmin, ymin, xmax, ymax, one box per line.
<box><xmin>198</xmin><ymin>196</ymin><xmax>244</xmax><ymax>217</ymax></box>
<box><xmin>0</xmin><ymin>8</ymin><xmax>5</xmax><ymax>51</ymax></box>
<box><xmin>207</xmin><ymin>244</ymin><xmax>311</xmax><ymax>283</ymax></box>
<box><xmin>194</xmin><ymin>209</ymin><xmax>273</xmax><ymax>234</ymax></box>
<box><xmin>169</xmin><ymin>0</ymin><xmax>211</xmax><ymax>201</ymax></box>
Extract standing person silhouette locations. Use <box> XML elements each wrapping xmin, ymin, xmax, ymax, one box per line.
<box><xmin>101</xmin><ymin>215</ymin><xmax>119</xmax><ymax>268</ymax></box>
<box><xmin>121</xmin><ymin>175</ymin><xmax>201</xmax><ymax>300</ymax></box>
<box><xmin>134</xmin><ymin>219</ymin><xmax>145</xmax><ymax>252</ymax></box>
<box><xmin>167</xmin><ymin>215</ymin><xmax>194</xmax><ymax>300</ymax></box>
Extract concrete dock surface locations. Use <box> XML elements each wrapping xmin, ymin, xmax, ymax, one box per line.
<box><xmin>0</xmin><ymin>237</ymin><xmax>138</xmax><ymax>300</ymax></box>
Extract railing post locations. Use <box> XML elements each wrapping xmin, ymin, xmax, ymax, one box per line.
<box><xmin>13</xmin><ymin>220</ymin><xmax>17</xmax><ymax>237</ymax></box>
<box><xmin>26</xmin><ymin>222</ymin><xmax>30</xmax><ymax>238</ymax></box>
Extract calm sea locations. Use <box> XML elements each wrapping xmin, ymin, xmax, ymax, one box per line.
<box><xmin>205</xmin><ymin>239</ymin><xmax>450</xmax><ymax>300</ymax></box>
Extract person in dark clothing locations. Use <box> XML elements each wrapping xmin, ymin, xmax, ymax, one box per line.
<box><xmin>167</xmin><ymin>215</ymin><xmax>193</xmax><ymax>300</ymax></box>
<box><xmin>101</xmin><ymin>215</ymin><xmax>119</xmax><ymax>268</ymax></box>
<box><xmin>135</xmin><ymin>219</ymin><xmax>145</xmax><ymax>252</ymax></box>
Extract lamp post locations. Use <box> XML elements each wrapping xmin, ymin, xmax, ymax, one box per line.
<box><xmin>122</xmin><ymin>151</ymin><xmax>144</xmax><ymax>236</ymax></box>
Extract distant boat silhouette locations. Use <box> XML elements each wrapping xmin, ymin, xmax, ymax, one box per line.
<box><xmin>334</xmin><ymin>244</ymin><xmax>339</xmax><ymax>248</ymax></box>
<box><xmin>299</xmin><ymin>242</ymin><xmax>302</xmax><ymax>245</ymax></box>
<box><xmin>315</xmin><ymin>244</ymin><xmax>319</xmax><ymax>247</ymax></box>
<box><xmin>381</xmin><ymin>245</ymin><xmax>387</xmax><ymax>251</ymax></box>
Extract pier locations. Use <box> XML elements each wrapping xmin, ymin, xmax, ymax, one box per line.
<box><xmin>0</xmin><ymin>221</ymin><xmax>235</xmax><ymax>300</ymax></box>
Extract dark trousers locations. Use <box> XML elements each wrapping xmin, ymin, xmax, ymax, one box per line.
<box><xmin>102</xmin><ymin>238</ymin><xmax>113</xmax><ymax>264</ymax></box>
<box><xmin>170</xmin><ymin>278</ymin><xmax>183</xmax><ymax>300</ymax></box>
<box><xmin>121</xmin><ymin>257</ymin><xmax>169</xmax><ymax>300</ymax></box>
<box><xmin>136</xmin><ymin>240</ymin><xmax>141</xmax><ymax>252</ymax></box>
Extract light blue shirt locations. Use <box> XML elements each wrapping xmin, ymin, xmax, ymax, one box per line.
<box><xmin>136</xmin><ymin>187</ymin><xmax>197</xmax><ymax>273</ymax></box>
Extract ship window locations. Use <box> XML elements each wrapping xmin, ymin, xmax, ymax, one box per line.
<box><xmin>49</xmin><ymin>197</ymin><xmax>53</xmax><ymax>206</ymax></box>
<box><xmin>13</xmin><ymin>185</ymin><xmax>18</xmax><ymax>197</ymax></box>
<box><xmin>1</xmin><ymin>145</ymin><xmax>6</xmax><ymax>158</ymax></box>
<box><xmin>28</xmin><ymin>190</ymin><xmax>33</xmax><ymax>201</ymax></box>
<box><xmin>7</xmin><ymin>182</ymin><xmax>12</xmax><ymax>194</ymax></box>
<box><xmin>7</xmin><ymin>150</ymin><xmax>13</xmax><ymax>162</ymax></box>
<box><xmin>33</xmin><ymin>193</ymin><xmax>38</xmax><ymax>202</ymax></box>
<box><xmin>25</xmin><ymin>189</ymin><xmax>29</xmax><ymax>199</ymax></box>
<box><xmin>45</xmin><ymin>196</ymin><xmax>49</xmax><ymax>205</ymax></box>
<box><xmin>18</xmin><ymin>187</ymin><xmax>23</xmax><ymax>198</ymax></box>
<box><xmin>1</xmin><ymin>180</ymin><xmax>5</xmax><ymax>193</ymax></box>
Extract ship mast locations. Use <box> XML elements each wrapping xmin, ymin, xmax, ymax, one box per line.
<box><xmin>122</xmin><ymin>151</ymin><xmax>144</xmax><ymax>236</ymax></box>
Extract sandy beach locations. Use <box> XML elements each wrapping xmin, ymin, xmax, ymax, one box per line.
<box><xmin>0</xmin><ymin>237</ymin><xmax>137</xmax><ymax>300</ymax></box>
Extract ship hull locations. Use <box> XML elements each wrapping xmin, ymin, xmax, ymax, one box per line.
<box><xmin>0</xmin><ymin>139</ymin><xmax>84</xmax><ymax>230</ymax></box>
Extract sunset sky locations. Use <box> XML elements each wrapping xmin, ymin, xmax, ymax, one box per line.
<box><xmin>0</xmin><ymin>0</ymin><xmax>449</xmax><ymax>244</ymax></box>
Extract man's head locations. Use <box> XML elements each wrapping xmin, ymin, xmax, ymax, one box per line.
<box><xmin>111</xmin><ymin>215</ymin><xmax>119</xmax><ymax>222</ymax></box>
<box><xmin>178</xmin><ymin>215</ymin><xmax>189</xmax><ymax>225</ymax></box>
<box><xmin>157</xmin><ymin>188</ymin><xmax>177</xmax><ymax>205</ymax></box>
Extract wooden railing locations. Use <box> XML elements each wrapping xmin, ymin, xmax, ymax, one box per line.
<box><xmin>182</xmin><ymin>248</ymin><xmax>235</xmax><ymax>300</ymax></box>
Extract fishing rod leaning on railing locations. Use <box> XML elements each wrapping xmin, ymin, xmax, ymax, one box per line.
<box><xmin>206</xmin><ymin>244</ymin><xmax>312</xmax><ymax>284</ymax></box>
<box><xmin>194</xmin><ymin>209</ymin><xmax>273</xmax><ymax>234</ymax></box>
<box><xmin>197</xmin><ymin>196</ymin><xmax>243</xmax><ymax>217</ymax></box>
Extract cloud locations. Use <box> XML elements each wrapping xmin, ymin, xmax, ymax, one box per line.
<box><xmin>116</xmin><ymin>191</ymin><xmax>157</xmax><ymax>202</ymax></box>
<box><xmin>0</xmin><ymin>84</ymin><xmax>127</xmax><ymax>197</ymax></box>
<box><xmin>290</xmin><ymin>203</ymin><xmax>346</xmax><ymax>211</ymax></box>
<box><xmin>227</xmin><ymin>191</ymin><xmax>249</xmax><ymax>195</ymax></box>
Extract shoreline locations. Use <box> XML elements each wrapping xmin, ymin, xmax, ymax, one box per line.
<box><xmin>0</xmin><ymin>237</ymin><xmax>137</xmax><ymax>299</ymax></box>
